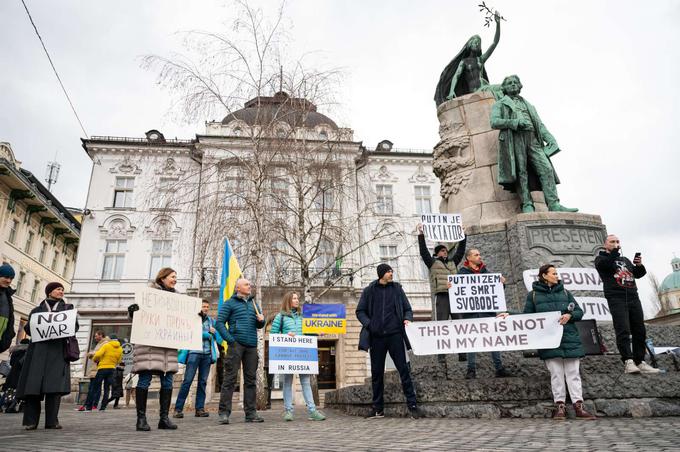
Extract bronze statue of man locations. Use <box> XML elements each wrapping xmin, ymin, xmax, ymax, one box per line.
<box><xmin>490</xmin><ymin>75</ymin><xmax>578</xmax><ymax>213</ymax></box>
<box><xmin>433</xmin><ymin>12</ymin><xmax>501</xmax><ymax>106</ymax></box>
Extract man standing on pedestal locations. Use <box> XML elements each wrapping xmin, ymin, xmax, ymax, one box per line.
<box><xmin>490</xmin><ymin>75</ymin><xmax>578</xmax><ymax>214</ymax></box>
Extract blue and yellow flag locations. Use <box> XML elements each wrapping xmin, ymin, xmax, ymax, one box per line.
<box><xmin>219</xmin><ymin>238</ymin><xmax>242</xmax><ymax>308</ymax></box>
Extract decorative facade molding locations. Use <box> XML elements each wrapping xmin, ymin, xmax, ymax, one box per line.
<box><xmin>144</xmin><ymin>215</ymin><xmax>181</xmax><ymax>239</ymax></box>
<box><xmin>99</xmin><ymin>214</ymin><xmax>136</xmax><ymax>239</ymax></box>
<box><xmin>408</xmin><ymin>164</ymin><xmax>436</xmax><ymax>184</ymax></box>
<box><xmin>370</xmin><ymin>165</ymin><xmax>399</xmax><ymax>183</ymax></box>
<box><xmin>109</xmin><ymin>156</ymin><xmax>142</xmax><ymax>175</ymax></box>
<box><xmin>155</xmin><ymin>157</ymin><xmax>186</xmax><ymax>176</ymax></box>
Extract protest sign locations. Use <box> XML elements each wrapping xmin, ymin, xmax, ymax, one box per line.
<box><xmin>302</xmin><ymin>304</ymin><xmax>346</xmax><ymax>334</ymax></box>
<box><xmin>121</xmin><ymin>342</ymin><xmax>134</xmax><ymax>374</ymax></box>
<box><xmin>405</xmin><ymin>312</ymin><xmax>563</xmax><ymax>356</ymax></box>
<box><xmin>522</xmin><ymin>267</ymin><xmax>602</xmax><ymax>291</ymax></box>
<box><xmin>268</xmin><ymin>334</ymin><xmax>318</xmax><ymax>374</ymax></box>
<box><xmin>576</xmin><ymin>297</ymin><xmax>612</xmax><ymax>322</ymax></box>
<box><xmin>420</xmin><ymin>213</ymin><xmax>465</xmax><ymax>243</ymax></box>
<box><xmin>130</xmin><ymin>287</ymin><xmax>202</xmax><ymax>350</ymax></box>
<box><xmin>29</xmin><ymin>309</ymin><xmax>78</xmax><ymax>342</ymax></box>
<box><xmin>448</xmin><ymin>273</ymin><xmax>506</xmax><ymax>313</ymax></box>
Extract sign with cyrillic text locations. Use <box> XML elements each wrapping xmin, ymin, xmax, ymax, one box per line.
<box><xmin>575</xmin><ymin>297</ymin><xmax>612</xmax><ymax>322</ymax></box>
<box><xmin>448</xmin><ymin>273</ymin><xmax>506</xmax><ymax>313</ymax></box>
<box><xmin>268</xmin><ymin>334</ymin><xmax>318</xmax><ymax>374</ymax></box>
<box><xmin>302</xmin><ymin>304</ymin><xmax>346</xmax><ymax>334</ymax></box>
<box><xmin>29</xmin><ymin>309</ymin><xmax>78</xmax><ymax>342</ymax></box>
<box><xmin>405</xmin><ymin>312</ymin><xmax>563</xmax><ymax>356</ymax></box>
<box><xmin>421</xmin><ymin>213</ymin><xmax>465</xmax><ymax>243</ymax></box>
<box><xmin>522</xmin><ymin>268</ymin><xmax>602</xmax><ymax>291</ymax></box>
<box><xmin>130</xmin><ymin>287</ymin><xmax>202</xmax><ymax>350</ymax></box>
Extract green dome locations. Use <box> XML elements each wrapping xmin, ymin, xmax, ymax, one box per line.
<box><xmin>659</xmin><ymin>257</ymin><xmax>680</xmax><ymax>292</ymax></box>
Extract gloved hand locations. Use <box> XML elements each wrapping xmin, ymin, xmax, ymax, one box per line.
<box><xmin>127</xmin><ymin>304</ymin><xmax>139</xmax><ymax>318</ymax></box>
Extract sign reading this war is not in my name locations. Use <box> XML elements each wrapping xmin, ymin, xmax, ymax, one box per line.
<box><xmin>130</xmin><ymin>287</ymin><xmax>203</xmax><ymax>351</ymax></box>
<box><xmin>448</xmin><ymin>273</ymin><xmax>506</xmax><ymax>313</ymax></box>
<box><xmin>29</xmin><ymin>309</ymin><xmax>78</xmax><ymax>342</ymax></box>
<box><xmin>302</xmin><ymin>304</ymin><xmax>346</xmax><ymax>334</ymax></box>
<box><xmin>420</xmin><ymin>213</ymin><xmax>465</xmax><ymax>243</ymax></box>
<box><xmin>405</xmin><ymin>312</ymin><xmax>563</xmax><ymax>356</ymax></box>
<box><xmin>268</xmin><ymin>334</ymin><xmax>319</xmax><ymax>375</ymax></box>
<box><xmin>522</xmin><ymin>267</ymin><xmax>602</xmax><ymax>291</ymax></box>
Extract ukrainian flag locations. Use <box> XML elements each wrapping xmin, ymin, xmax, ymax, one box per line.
<box><xmin>219</xmin><ymin>238</ymin><xmax>242</xmax><ymax>308</ymax></box>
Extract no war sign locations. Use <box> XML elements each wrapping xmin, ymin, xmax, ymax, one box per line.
<box><xmin>269</xmin><ymin>334</ymin><xmax>318</xmax><ymax>374</ymax></box>
<box><xmin>420</xmin><ymin>214</ymin><xmax>465</xmax><ymax>243</ymax></box>
<box><xmin>29</xmin><ymin>309</ymin><xmax>78</xmax><ymax>342</ymax></box>
<box><xmin>302</xmin><ymin>304</ymin><xmax>346</xmax><ymax>334</ymax></box>
<box><xmin>448</xmin><ymin>273</ymin><xmax>506</xmax><ymax>313</ymax></box>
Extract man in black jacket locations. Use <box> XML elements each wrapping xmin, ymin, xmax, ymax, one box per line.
<box><xmin>356</xmin><ymin>264</ymin><xmax>422</xmax><ymax>419</ymax></box>
<box><xmin>0</xmin><ymin>263</ymin><xmax>16</xmax><ymax>354</ymax></box>
<box><xmin>594</xmin><ymin>235</ymin><xmax>660</xmax><ymax>374</ymax></box>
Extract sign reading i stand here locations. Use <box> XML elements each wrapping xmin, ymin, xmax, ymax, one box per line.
<box><xmin>268</xmin><ymin>334</ymin><xmax>318</xmax><ymax>374</ymax></box>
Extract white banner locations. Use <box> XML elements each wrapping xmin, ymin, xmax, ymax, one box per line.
<box><xmin>420</xmin><ymin>213</ymin><xmax>465</xmax><ymax>243</ymax></box>
<box><xmin>268</xmin><ymin>334</ymin><xmax>318</xmax><ymax>375</ymax></box>
<box><xmin>405</xmin><ymin>312</ymin><xmax>563</xmax><ymax>356</ymax></box>
<box><xmin>576</xmin><ymin>297</ymin><xmax>612</xmax><ymax>322</ymax></box>
<box><xmin>29</xmin><ymin>309</ymin><xmax>78</xmax><ymax>342</ymax></box>
<box><xmin>523</xmin><ymin>267</ymin><xmax>602</xmax><ymax>291</ymax></box>
<box><xmin>130</xmin><ymin>287</ymin><xmax>202</xmax><ymax>350</ymax></box>
<box><xmin>448</xmin><ymin>273</ymin><xmax>506</xmax><ymax>313</ymax></box>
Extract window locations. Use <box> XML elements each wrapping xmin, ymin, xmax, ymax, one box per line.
<box><xmin>313</xmin><ymin>181</ymin><xmax>335</xmax><ymax>210</ymax></box>
<box><xmin>31</xmin><ymin>280</ymin><xmax>40</xmax><ymax>303</ymax></box>
<box><xmin>269</xmin><ymin>167</ymin><xmax>288</xmax><ymax>206</ymax></box>
<box><xmin>379</xmin><ymin>245</ymin><xmax>399</xmax><ymax>281</ymax></box>
<box><xmin>24</xmin><ymin>231</ymin><xmax>35</xmax><ymax>254</ymax></box>
<box><xmin>51</xmin><ymin>251</ymin><xmax>60</xmax><ymax>271</ymax></box>
<box><xmin>16</xmin><ymin>271</ymin><xmax>25</xmax><ymax>295</ymax></box>
<box><xmin>149</xmin><ymin>240</ymin><xmax>172</xmax><ymax>279</ymax></box>
<box><xmin>8</xmin><ymin>219</ymin><xmax>19</xmax><ymax>244</ymax></box>
<box><xmin>113</xmin><ymin>177</ymin><xmax>135</xmax><ymax>208</ymax></box>
<box><xmin>376</xmin><ymin>185</ymin><xmax>393</xmax><ymax>214</ymax></box>
<box><xmin>102</xmin><ymin>240</ymin><xmax>127</xmax><ymax>280</ymax></box>
<box><xmin>39</xmin><ymin>242</ymin><xmax>48</xmax><ymax>263</ymax></box>
<box><xmin>415</xmin><ymin>186</ymin><xmax>432</xmax><ymax>214</ymax></box>
<box><xmin>319</xmin><ymin>131</ymin><xmax>328</xmax><ymax>140</ymax></box>
<box><xmin>62</xmin><ymin>258</ymin><xmax>70</xmax><ymax>278</ymax></box>
<box><xmin>314</xmin><ymin>239</ymin><xmax>335</xmax><ymax>274</ymax></box>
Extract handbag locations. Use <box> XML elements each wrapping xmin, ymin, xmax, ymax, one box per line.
<box><xmin>63</xmin><ymin>336</ymin><xmax>80</xmax><ymax>362</ymax></box>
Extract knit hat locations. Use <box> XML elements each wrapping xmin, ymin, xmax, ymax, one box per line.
<box><xmin>45</xmin><ymin>282</ymin><xmax>65</xmax><ymax>297</ymax></box>
<box><xmin>377</xmin><ymin>263</ymin><xmax>393</xmax><ymax>280</ymax></box>
<box><xmin>433</xmin><ymin>244</ymin><xmax>447</xmax><ymax>255</ymax></box>
<box><xmin>0</xmin><ymin>263</ymin><xmax>15</xmax><ymax>279</ymax></box>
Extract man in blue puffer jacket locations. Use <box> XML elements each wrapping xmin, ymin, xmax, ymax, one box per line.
<box><xmin>215</xmin><ymin>278</ymin><xmax>265</xmax><ymax>425</ymax></box>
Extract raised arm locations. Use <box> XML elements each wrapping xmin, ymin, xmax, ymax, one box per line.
<box><xmin>449</xmin><ymin>237</ymin><xmax>467</xmax><ymax>266</ymax></box>
<box><xmin>481</xmin><ymin>13</ymin><xmax>501</xmax><ymax>63</ymax></box>
<box><xmin>418</xmin><ymin>233</ymin><xmax>435</xmax><ymax>268</ymax></box>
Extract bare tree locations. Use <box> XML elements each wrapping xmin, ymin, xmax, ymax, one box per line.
<box><xmin>647</xmin><ymin>272</ymin><xmax>663</xmax><ymax>317</ymax></box>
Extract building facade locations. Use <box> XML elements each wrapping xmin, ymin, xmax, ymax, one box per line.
<box><xmin>648</xmin><ymin>257</ymin><xmax>680</xmax><ymax>326</ymax></box>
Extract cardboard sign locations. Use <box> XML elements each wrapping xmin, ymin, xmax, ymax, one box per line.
<box><xmin>575</xmin><ymin>297</ymin><xmax>612</xmax><ymax>322</ymax></box>
<box><xmin>268</xmin><ymin>334</ymin><xmax>318</xmax><ymax>374</ymax></box>
<box><xmin>29</xmin><ymin>309</ymin><xmax>78</xmax><ymax>342</ymax></box>
<box><xmin>522</xmin><ymin>267</ymin><xmax>602</xmax><ymax>291</ymax></box>
<box><xmin>130</xmin><ymin>287</ymin><xmax>202</xmax><ymax>350</ymax></box>
<box><xmin>405</xmin><ymin>312</ymin><xmax>563</xmax><ymax>356</ymax></box>
<box><xmin>302</xmin><ymin>304</ymin><xmax>346</xmax><ymax>334</ymax></box>
<box><xmin>420</xmin><ymin>214</ymin><xmax>465</xmax><ymax>243</ymax></box>
<box><xmin>121</xmin><ymin>342</ymin><xmax>134</xmax><ymax>374</ymax></box>
<box><xmin>448</xmin><ymin>273</ymin><xmax>506</xmax><ymax>313</ymax></box>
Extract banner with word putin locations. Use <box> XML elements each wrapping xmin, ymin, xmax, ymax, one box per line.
<box><xmin>29</xmin><ymin>309</ymin><xmax>78</xmax><ymax>342</ymax></box>
<box><xmin>405</xmin><ymin>312</ymin><xmax>563</xmax><ymax>356</ymax></box>
<box><xmin>420</xmin><ymin>213</ymin><xmax>465</xmax><ymax>243</ymax></box>
<box><xmin>575</xmin><ymin>297</ymin><xmax>612</xmax><ymax>322</ymax></box>
<box><xmin>130</xmin><ymin>287</ymin><xmax>202</xmax><ymax>350</ymax></box>
<box><xmin>302</xmin><ymin>304</ymin><xmax>346</xmax><ymax>334</ymax></box>
<box><xmin>523</xmin><ymin>268</ymin><xmax>602</xmax><ymax>291</ymax></box>
<box><xmin>269</xmin><ymin>334</ymin><xmax>319</xmax><ymax>374</ymax></box>
<box><xmin>448</xmin><ymin>273</ymin><xmax>506</xmax><ymax>313</ymax></box>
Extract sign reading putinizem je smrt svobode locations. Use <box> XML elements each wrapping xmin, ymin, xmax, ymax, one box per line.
<box><xmin>268</xmin><ymin>334</ymin><xmax>319</xmax><ymax>374</ymax></box>
<box><xmin>302</xmin><ymin>304</ymin><xmax>346</xmax><ymax>334</ymax></box>
<box><xmin>420</xmin><ymin>213</ymin><xmax>465</xmax><ymax>242</ymax></box>
<box><xmin>448</xmin><ymin>273</ymin><xmax>506</xmax><ymax>313</ymax></box>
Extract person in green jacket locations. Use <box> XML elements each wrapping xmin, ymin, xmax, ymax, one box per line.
<box><xmin>499</xmin><ymin>264</ymin><xmax>596</xmax><ymax>420</ymax></box>
<box><xmin>270</xmin><ymin>292</ymin><xmax>326</xmax><ymax>422</ymax></box>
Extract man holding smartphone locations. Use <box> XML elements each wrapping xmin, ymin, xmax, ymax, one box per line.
<box><xmin>595</xmin><ymin>235</ymin><xmax>660</xmax><ymax>374</ymax></box>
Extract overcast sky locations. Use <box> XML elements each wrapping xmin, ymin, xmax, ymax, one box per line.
<box><xmin>1</xmin><ymin>0</ymin><xmax>678</xmax><ymax>316</ymax></box>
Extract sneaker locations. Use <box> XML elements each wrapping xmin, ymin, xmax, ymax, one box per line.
<box><xmin>173</xmin><ymin>410</ymin><xmax>184</xmax><ymax>419</ymax></box>
<box><xmin>195</xmin><ymin>408</ymin><xmax>209</xmax><ymax>417</ymax></box>
<box><xmin>92</xmin><ymin>406</ymin><xmax>98</xmax><ymax>411</ymax></box>
<box><xmin>308</xmin><ymin>410</ymin><xmax>326</xmax><ymax>421</ymax></box>
<box><xmin>552</xmin><ymin>402</ymin><xmax>567</xmax><ymax>420</ymax></box>
<box><xmin>573</xmin><ymin>401</ymin><xmax>597</xmax><ymax>420</ymax></box>
<box><xmin>245</xmin><ymin>414</ymin><xmax>264</xmax><ymax>423</ymax></box>
<box><xmin>218</xmin><ymin>413</ymin><xmax>230</xmax><ymax>425</ymax></box>
<box><xmin>364</xmin><ymin>408</ymin><xmax>384</xmax><ymax>419</ymax></box>
<box><xmin>408</xmin><ymin>406</ymin><xmax>424</xmax><ymax>419</ymax></box>
<box><xmin>465</xmin><ymin>368</ymin><xmax>476</xmax><ymax>380</ymax></box>
<box><xmin>624</xmin><ymin>359</ymin><xmax>641</xmax><ymax>374</ymax></box>
<box><xmin>283</xmin><ymin>410</ymin><xmax>294</xmax><ymax>421</ymax></box>
<box><xmin>76</xmin><ymin>405</ymin><xmax>86</xmax><ymax>412</ymax></box>
<box><xmin>637</xmin><ymin>361</ymin><xmax>661</xmax><ymax>374</ymax></box>
<box><xmin>495</xmin><ymin>368</ymin><xmax>512</xmax><ymax>378</ymax></box>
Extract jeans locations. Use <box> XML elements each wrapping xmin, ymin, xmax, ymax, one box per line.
<box><xmin>175</xmin><ymin>353</ymin><xmax>212</xmax><ymax>411</ymax></box>
<box><xmin>607</xmin><ymin>294</ymin><xmax>647</xmax><ymax>363</ymax></box>
<box><xmin>137</xmin><ymin>371</ymin><xmax>174</xmax><ymax>390</ymax></box>
<box><xmin>218</xmin><ymin>342</ymin><xmax>258</xmax><ymax>417</ymax></box>
<box><xmin>463</xmin><ymin>312</ymin><xmax>503</xmax><ymax>371</ymax></box>
<box><xmin>282</xmin><ymin>374</ymin><xmax>316</xmax><ymax>413</ymax></box>
<box><xmin>369</xmin><ymin>333</ymin><xmax>417</xmax><ymax>410</ymax></box>
<box><xmin>85</xmin><ymin>369</ymin><xmax>114</xmax><ymax>410</ymax></box>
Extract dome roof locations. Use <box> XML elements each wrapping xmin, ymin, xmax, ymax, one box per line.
<box><xmin>659</xmin><ymin>256</ymin><xmax>680</xmax><ymax>293</ymax></box>
<box><xmin>222</xmin><ymin>92</ymin><xmax>338</xmax><ymax>130</ymax></box>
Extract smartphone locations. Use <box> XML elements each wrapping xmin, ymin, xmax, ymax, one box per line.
<box><xmin>634</xmin><ymin>252</ymin><xmax>641</xmax><ymax>260</ymax></box>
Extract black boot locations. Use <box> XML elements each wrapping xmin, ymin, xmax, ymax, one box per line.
<box><xmin>158</xmin><ymin>389</ymin><xmax>178</xmax><ymax>430</ymax></box>
<box><xmin>135</xmin><ymin>388</ymin><xmax>151</xmax><ymax>431</ymax></box>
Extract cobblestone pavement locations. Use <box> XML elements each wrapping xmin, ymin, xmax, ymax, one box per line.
<box><xmin>1</xmin><ymin>404</ymin><xmax>679</xmax><ymax>451</ymax></box>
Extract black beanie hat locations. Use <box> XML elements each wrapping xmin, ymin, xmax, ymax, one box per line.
<box><xmin>433</xmin><ymin>244</ymin><xmax>447</xmax><ymax>255</ymax></box>
<box><xmin>45</xmin><ymin>282</ymin><xmax>65</xmax><ymax>297</ymax></box>
<box><xmin>377</xmin><ymin>263</ymin><xmax>393</xmax><ymax>279</ymax></box>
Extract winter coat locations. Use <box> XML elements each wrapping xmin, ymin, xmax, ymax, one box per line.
<box><xmin>459</xmin><ymin>261</ymin><xmax>499</xmax><ymax>318</ymax></box>
<box><xmin>271</xmin><ymin>309</ymin><xmax>304</xmax><ymax>336</ymax></box>
<box><xmin>0</xmin><ymin>286</ymin><xmax>16</xmax><ymax>353</ymax></box>
<box><xmin>93</xmin><ymin>339</ymin><xmax>122</xmax><ymax>369</ymax></box>
<box><xmin>523</xmin><ymin>281</ymin><xmax>584</xmax><ymax>360</ymax></box>
<box><xmin>356</xmin><ymin>280</ymin><xmax>414</xmax><ymax>352</ymax></box>
<box><xmin>594</xmin><ymin>249</ymin><xmax>646</xmax><ymax>299</ymax></box>
<box><xmin>87</xmin><ymin>338</ymin><xmax>110</xmax><ymax>378</ymax></box>
<box><xmin>418</xmin><ymin>234</ymin><xmax>466</xmax><ymax>294</ymax></box>
<box><xmin>215</xmin><ymin>294</ymin><xmax>265</xmax><ymax>347</ymax></box>
<box><xmin>110</xmin><ymin>366</ymin><xmax>124</xmax><ymax>398</ymax></box>
<box><xmin>178</xmin><ymin>315</ymin><xmax>223</xmax><ymax>364</ymax></box>
<box><xmin>130</xmin><ymin>283</ymin><xmax>179</xmax><ymax>374</ymax></box>
<box><xmin>16</xmin><ymin>299</ymin><xmax>78</xmax><ymax>398</ymax></box>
